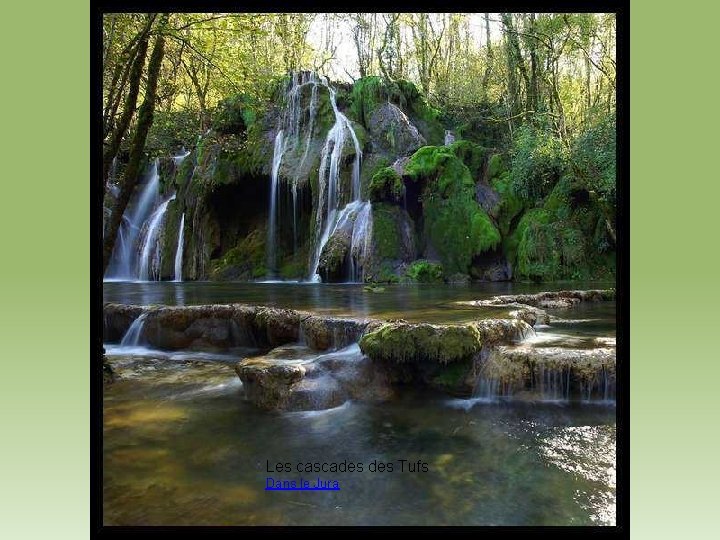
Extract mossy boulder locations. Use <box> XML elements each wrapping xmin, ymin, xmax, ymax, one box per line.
<box><xmin>368</xmin><ymin>166</ymin><xmax>403</xmax><ymax>203</ymax></box>
<box><xmin>405</xmin><ymin>260</ymin><xmax>444</xmax><ymax>283</ymax></box>
<box><xmin>359</xmin><ymin>321</ymin><xmax>485</xmax><ymax>365</ymax></box>
<box><xmin>358</xmin><ymin>318</ymin><xmax>532</xmax><ymax>366</ymax></box>
<box><xmin>405</xmin><ymin>145</ymin><xmax>501</xmax><ymax>275</ymax></box>
<box><xmin>364</xmin><ymin>203</ymin><xmax>417</xmax><ymax>282</ymax></box>
<box><xmin>349</xmin><ymin>76</ymin><xmax>444</xmax><ymax>145</ymax></box>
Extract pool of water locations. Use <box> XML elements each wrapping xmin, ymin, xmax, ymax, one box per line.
<box><xmin>103</xmin><ymin>280</ymin><xmax>614</xmax><ymax>323</ymax></box>
<box><xmin>103</xmin><ymin>281</ymin><xmax>617</xmax><ymax>526</ymax></box>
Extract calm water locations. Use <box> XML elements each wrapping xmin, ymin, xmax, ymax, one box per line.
<box><xmin>103</xmin><ymin>280</ymin><xmax>614</xmax><ymax>323</ymax></box>
<box><xmin>103</xmin><ymin>281</ymin><xmax>617</xmax><ymax>526</ymax></box>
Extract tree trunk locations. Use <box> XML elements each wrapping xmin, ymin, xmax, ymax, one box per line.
<box><xmin>102</xmin><ymin>32</ymin><xmax>149</xmax><ymax>184</ymax></box>
<box><xmin>103</xmin><ymin>15</ymin><xmax>168</xmax><ymax>274</ymax></box>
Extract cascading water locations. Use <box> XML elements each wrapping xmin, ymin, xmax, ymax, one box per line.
<box><xmin>266</xmin><ymin>130</ymin><xmax>285</xmax><ymax>276</ymax></box>
<box><xmin>264</xmin><ymin>71</ymin><xmax>368</xmax><ymax>282</ymax></box>
<box><xmin>309</xmin><ymin>82</ymin><xmax>363</xmax><ymax>282</ymax></box>
<box><xmin>266</xmin><ymin>72</ymin><xmax>321</xmax><ymax>276</ymax></box>
<box><xmin>120</xmin><ymin>313</ymin><xmax>148</xmax><ymax>347</ymax></box>
<box><xmin>138</xmin><ymin>194</ymin><xmax>176</xmax><ymax>281</ymax></box>
<box><xmin>174</xmin><ymin>213</ymin><xmax>185</xmax><ymax>282</ymax></box>
<box><xmin>106</xmin><ymin>159</ymin><xmax>161</xmax><ymax>279</ymax></box>
<box><xmin>172</xmin><ymin>148</ymin><xmax>190</xmax><ymax>167</ymax></box>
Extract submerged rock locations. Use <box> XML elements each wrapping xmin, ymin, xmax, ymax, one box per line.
<box><xmin>103</xmin><ymin>303</ymin><xmax>367</xmax><ymax>352</ymax></box>
<box><xmin>236</xmin><ymin>344</ymin><xmax>392</xmax><ymax>411</ymax></box>
<box><xmin>459</xmin><ymin>289</ymin><xmax>615</xmax><ymax>310</ymax></box>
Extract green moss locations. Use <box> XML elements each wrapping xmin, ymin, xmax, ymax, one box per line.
<box><xmin>369</xmin><ymin>167</ymin><xmax>403</xmax><ymax>203</ymax></box>
<box><xmin>358</xmin><ymin>322</ymin><xmax>483</xmax><ymax>364</ymax></box>
<box><xmin>432</xmin><ymin>361</ymin><xmax>472</xmax><ymax>388</ymax></box>
<box><xmin>449</xmin><ymin>140</ymin><xmax>487</xmax><ymax>179</ymax></box>
<box><xmin>210</xmin><ymin>228</ymin><xmax>266</xmax><ymax>280</ymax></box>
<box><xmin>371</xmin><ymin>204</ymin><xmax>401</xmax><ymax>260</ymax></box>
<box><xmin>405</xmin><ymin>260</ymin><xmax>444</xmax><ymax>283</ymax></box>
<box><xmin>491</xmin><ymin>171</ymin><xmax>525</xmax><ymax>237</ymax></box>
<box><xmin>404</xmin><ymin>146</ymin><xmax>456</xmax><ymax>179</ymax></box>
<box><xmin>212</xmin><ymin>93</ymin><xmax>258</xmax><ymax>135</ymax></box>
<box><xmin>487</xmin><ymin>153</ymin><xmax>505</xmax><ymax>180</ymax></box>
<box><xmin>405</xmin><ymin>145</ymin><xmax>500</xmax><ymax>274</ymax></box>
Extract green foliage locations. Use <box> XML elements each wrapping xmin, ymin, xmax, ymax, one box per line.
<box><xmin>212</xmin><ymin>94</ymin><xmax>258</xmax><ymax>135</ymax></box>
<box><xmin>406</xmin><ymin>145</ymin><xmax>500</xmax><ymax>274</ymax></box>
<box><xmin>369</xmin><ymin>167</ymin><xmax>403</xmax><ymax>203</ymax></box>
<box><xmin>405</xmin><ymin>260</ymin><xmax>444</xmax><ymax>283</ymax></box>
<box><xmin>571</xmin><ymin>114</ymin><xmax>616</xmax><ymax>208</ymax></box>
<box><xmin>146</xmin><ymin>110</ymin><xmax>201</xmax><ymax>155</ymax></box>
<box><xmin>509</xmin><ymin>126</ymin><xmax>567</xmax><ymax>201</ymax></box>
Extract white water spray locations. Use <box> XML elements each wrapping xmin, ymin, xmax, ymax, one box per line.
<box><xmin>174</xmin><ymin>213</ymin><xmax>185</xmax><ymax>282</ymax></box>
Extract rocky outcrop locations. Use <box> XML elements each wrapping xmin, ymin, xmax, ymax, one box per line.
<box><xmin>367</xmin><ymin>103</ymin><xmax>426</xmax><ymax>158</ymax></box>
<box><xmin>359</xmin><ymin>318</ymin><xmax>533</xmax><ymax>365</ymax></box>
<box><xmin>235</xmin><ymin>344</ymin><xmax>392</xmax><ymax>411</ymax></box>
<box><xmin>474</xmin><ymin>345</ymin><xmax>616</xmax><ymax>401</ymax></box>
<box><xmin>103</xmin><ymin>302</ymin><xmax>368</xmax><ymax>352</ymax></box>
<box><xmin>104</xmin><ymin>299</ymin><xmax>615</xmax><ymax>407</ymax></box>
<box><xmin>459</xmin><ymin>289</ymin><xmax>615</xmax><ymax>310</ymax></box>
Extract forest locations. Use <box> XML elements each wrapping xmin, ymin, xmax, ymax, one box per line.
<box><xmin>101</xmin><ymin>12</ymin><xmax>617</xmax><ymax>284</ymax></box>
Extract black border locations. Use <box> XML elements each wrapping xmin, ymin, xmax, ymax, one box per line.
<box><xmin>92</xmin><ymin>1</ymin><xmax>629</xmax><ymax>537</ymax></box>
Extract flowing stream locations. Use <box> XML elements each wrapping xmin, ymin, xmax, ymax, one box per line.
<box><xmin>104</xmin><ymin>281</ymin><xmax>616</xmax><ymax>526</ymax></box>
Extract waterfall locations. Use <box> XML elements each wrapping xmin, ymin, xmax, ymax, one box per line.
<box><xmin>263</xmin><ymin>72</ymin><xmax>365</xmax><ymax>282</ymax></box>
<box><xmin>349</xmin><ymin>201</ymin><xmax>373</xmax><ymax>282</ymax></box>
<box><xmin>106</xmin><ymin>159</ymin><xmax>161</xmax><ymax>279</ymax></box>
<box><xmin>266</xmin><ymin>72</ymin><xmax>321</xmax><ymax>276</ymax></box>
<box><xmin>174</xmin><ymin>213</ymin><xmax>185</xmax><ymax>282</ymax></box>
<box><xmin>266</xmin><ymin>129</ymin><xmax>285</xmax><ymax>276</ymax></box>
<box><xmin>172</xmin><ymin>148</ymin><xmax>190</xmax><ymax>167</ymax></box>
<box><xmin>120</xmin><ymin>313</ymin><xmax>148</xmax><ymax>347</ymax></box>
<box><xmin>444</xmin><ymin>130</ymin><xmax>456</xmax><ymax>146</ymax></box>
<box><xmin>309</xmin><ymin>83</ymin><xmax>363</xmax><ymax>281</ymax></box>
<box><xmin>138</xmin><ymin>194</ymin><xmax>176</xmax><ymax>281</ymax></box>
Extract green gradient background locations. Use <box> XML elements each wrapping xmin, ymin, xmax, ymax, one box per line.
<box><xmin>1</xmin><ymin>2</ymin><xmax>715</xmax><ymax>538</ymax></box>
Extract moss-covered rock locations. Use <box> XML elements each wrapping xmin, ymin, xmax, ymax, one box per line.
<box><xmin>364</xmin><ymin>204</ymin><xmax>417</xmax><ymax>282</ymax></box>
<box><xmin>210</xmin><ymin>228</ymin><xmax>266</xmax><ymax>280</ymax></box>
<box><xmin>358</xmin><ymin>318</ymin><xmax>532</xmax><ymax>365</ymax></box>
<box><xmin>405</xmin><ymin>260</ymin><xmax>444</xmax><ymax>283</ymax></box>
<box><xmin>405</xmin><ymin>146</ymin><xmax>500</xmax><ymax>274</ymax></box>
<box><xmin>368</xmin><ymin>166</ymin><xmax>403</xmax><ymax>203</ymax></box>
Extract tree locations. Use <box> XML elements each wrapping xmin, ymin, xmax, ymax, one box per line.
<box><xmin>103</xmin><ymin>14</ymin><xmax>169</xmax><ymax>273</ymax></box>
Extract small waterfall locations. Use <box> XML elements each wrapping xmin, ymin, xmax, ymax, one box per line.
<box><xmin>533</xmin><ymin>364</ymin><xmax>571</xmax><ymax>402</ymax></box>
<box><xmin>309</xmin><ymin>83</ymin><xmax>363</xmax><ymax>281</ymax></box>
<box><xmin>138</xmin><ymin>194</ymin><xmax>176</xmax><ymax>281</ymax></box>
<box><xmin>106</xmin><ymin>159</ymin><xmax>161</xmax><ymax>279</ymax></box>
<box><xmin>174</xmin><ymin>213</ymin><xmax>185</xmax><ymax>282</ymax></box>
<box><xmin>444</xmin><ymin>130</ymin><xmax>455</xmax><ymax>146</ymax></box>
<box><xmin>349</xmin><ymin>201</ymin><xmax>373</xmax><ymax>282</ymax></box>
<box><xmin>266</xmin><ymin>129</ymin><xmax>285</xmax><ymax>276</ymax></box>
<box><xmin>266</xmin><ymin>72</ymin><xmax>321</xmax><ymax>275</ymax></box>
<box><xmin>120</xmin><ymin>313</ymin><xmax>148</xmax><ymax>347</ymax></box>
<box><xmin>172</xmin><ymin>148</ymin><xmax>190</xmax><ymax>167</ymax></box>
